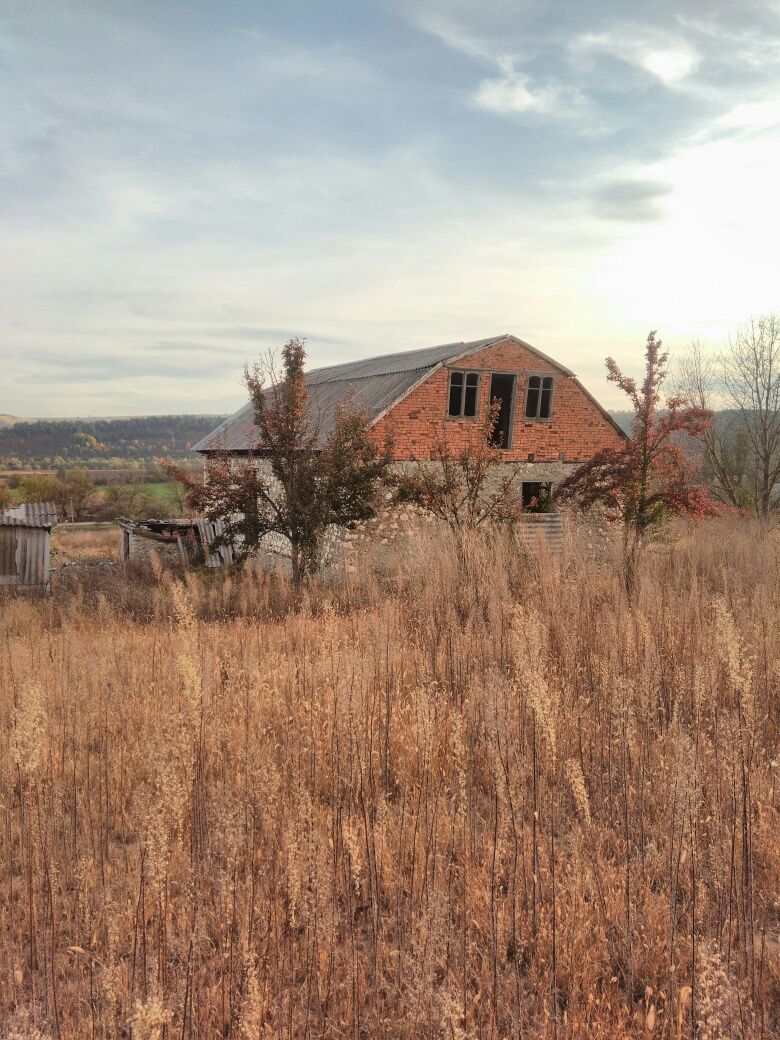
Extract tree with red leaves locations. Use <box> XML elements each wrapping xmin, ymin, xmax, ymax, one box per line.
<box><xmin>166</xmin><ymin>338</ymin><xmax>391</xmax><ymax>587</ymax></box>
<box><xmin>555</xmin><ymin>331</ymin><xmax>713</xmax><ymax>593</ymax></box>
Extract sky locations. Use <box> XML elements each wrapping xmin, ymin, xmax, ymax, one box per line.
<box><xmin>2</xmin><ymin>0</ymin><xmax>779</xmax><ymax>417</ymax></box>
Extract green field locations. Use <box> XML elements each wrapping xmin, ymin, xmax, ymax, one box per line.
<box><xmin>121</xmin><ymin>480</ymin><xmax>180</xmax><ymax>504</ymax></box>
<box><xmin>8</xmin><ymin>478</ymin><xmax>184</xmax><ymax>517</ymax></box>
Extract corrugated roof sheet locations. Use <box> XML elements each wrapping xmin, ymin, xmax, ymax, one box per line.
<box><xmin>195</xmin><ymin>333</ymin><xmax>574</xmax><ymax>453</ymax></box>
<box><xmin>304</xmin><ymin>336</ymin><xmax>505</xmax><ymax>384</ymax></box>
<box><xmin>0</xmin><ymin>501</ymin><xmax>59</xmax><ymax>528</ymax></box>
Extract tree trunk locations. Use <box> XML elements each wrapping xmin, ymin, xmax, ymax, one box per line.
<box><xmin>290</xmin><ymin>543</ymin><xmax>304</xmax><ymax>589</ymax></box>
<box><xmin>759</xmin><ymin>459</ymin><xmax>771</xmax><ymax>518</ymax></box>
<box><xmin>623</xmin><ymin>526</ymin><xmax>641</xmax><ymax>599</ymax></box>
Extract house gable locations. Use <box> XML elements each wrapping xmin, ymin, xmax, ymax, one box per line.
<box><xmin>371</xmin><ymin>335</ymin><xmax>624</xmax><ymax>463</ymax></box>
<box><xmin>193</xmin><ymin>333</ymin><xmax>624</xmax><ymax>464</ymax></box>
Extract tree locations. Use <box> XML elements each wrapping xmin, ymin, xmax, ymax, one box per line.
<box><xmin>18</xmin><ymin>470</ymin><xmax>95</xmax><ymax>520</ymax></box>
<box><xmin>676</xmin><ymin>340</ymin><xmax>753</xmax><ymax>509</ymax></box>
<box><xmin>166</xmin><ymin>338</ymin><xmax>391</xmax><ymax>586</ymax></box>
<box><xmin>721</xmin><ymin>315</ymin><xmax>780</xmax><ymax>517</ymax></box>
<box><xmin>0</xmin><ymin>483</ymin><xmax>11</xmax><ymax>509</ymax></box>
<box><xmin>555</xmin><ymin>331</ymin><xmax>713</xmax><ymax>593</ymax></box>
<box><xmin>394</xmin><ymin>402</ymin><xmax>523</xmax><ymax>537</ymax></box>
<box><xmin>57</xmin><ymin>469</ymin><xmax>96</xmax><ymax>520</ymax></box>
<box><xmin>17</xmin><ymin>473</ymin><xmax>60</xmax><ymax>506</ymax></box>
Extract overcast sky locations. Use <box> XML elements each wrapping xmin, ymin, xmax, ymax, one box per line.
<box><xmin>2</xmin><ymin>0</ymin><xmax>779</xmax><ymax>416</ymax></box>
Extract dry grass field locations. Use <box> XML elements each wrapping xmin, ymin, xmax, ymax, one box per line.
<box><xmin>0</xmin><ymin>520</ymin><xmax>778</xmax><ymax>1039</ymax></box>
<box><xmin>51</xmin><ymin>525</ymin><xmax>121</xmax><ymax>563</ymax></box>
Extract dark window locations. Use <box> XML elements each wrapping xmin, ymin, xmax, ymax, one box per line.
<box><xmin>488</xmin><ymin>373</ymin><xmax>516</xmax><ymax>448</ymax></box>
<box><xmin>539</xmin><ymin>376</ymin><xmax>554</xmax><ymax>419</ymax></box>
<box><xmin>522</xmin><ymin>482</ymin><xmax>552</xmax><ymax>513</ymax></box>
<box><xmin>463</xmin><ymin>373</ymin><xmax>479</xmax><ymax>416</ymax></box>
<box><xmin>524</xmin><ymin>375</ymin><xmax>555</xmax><ymax>419</ymax></box>
<box><xmin>525</xmin><ymin>376</ymin><xmax>540</xmax><ymax>418</ymax></box>
<box><xmin>448</xmin><ymin>371</ymin><xmax>480</xmax><ymax>418</ymax></box>
<box><xmin>448</xmin><ymin>371</ymin><xmax>463</xmax><ymax>416</ymax></box>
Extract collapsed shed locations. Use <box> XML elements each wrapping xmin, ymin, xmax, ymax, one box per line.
<box><xmin>118</xmin><ymin>517</ymin><xmax>234</xmax><ymax>568</ymax></box>
<box><xmin>0</xmin><ymin>501</ymin><xmax>58</xmax><ymax>594</ymax></box>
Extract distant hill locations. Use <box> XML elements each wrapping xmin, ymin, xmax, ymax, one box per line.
<box><xmin>609</xmin><ymin>409</ymin><xmax>748</xmax><ymax>439</ymax></box>
<box><xmin>0</xmin><ymin>414</ymin><xmax>226</xmax><ymax>469</ymax></box>
<box><xmin>0</xmin><ymin>408</ymin><xmax>747</xmax><ymax>471</ymax></box>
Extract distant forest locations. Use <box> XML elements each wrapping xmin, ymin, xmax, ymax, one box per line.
<box><xmin>610</xmin><ymin>409</ymin><xmax>748</xmax><ymax>438</ymax></box>
<box><xmin>0</xmin><ymin>415</ymin><xmax>226</xmax><ymax>469</ymax></box>
<box><xmin>0</xmin><ymin>409</ymin><xmax>757</xmax><ymax>472</ymax></box>
<box><xmin>610</xmin><ymin>410</ymin><xmax>633</xmax><ymax>434</ymax></box>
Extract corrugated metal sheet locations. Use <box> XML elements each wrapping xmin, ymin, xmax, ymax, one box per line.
<box><xmin>0</xmin><ymin>528</ymin><xmax>17</xmax><ymax>577</ymax></box>
<box><xmin>514</xmin><ymin>513</ymin><xmax>564</xmax><ymax>553</ymax></box>
<box><xmin>0</xmin><ymin>526</ymin><xmax>51</xmax><ymax>590</ymax></box>
<box><xmin>192</xmin><ymin>368</ymin><xmax>432</xmax><ymax>452</ymax></box>
<box><xmin>304</xmin><ymin>337</ymin><xmax>505</xmax><ymax>384</ymax></box>
<box><xmin>196</xmin><ymin>517</ymin><xmax>235</xmax><ymax>568</ymax></box>
<box><xmin>0</xmin><ymin>501</ymin><xmax>58</xmax><ymax>528</ymax></box>
<box><xmin>0</xmin><ymin>502</ymin><xmax>55</xmax><ymax>590</ymax></box>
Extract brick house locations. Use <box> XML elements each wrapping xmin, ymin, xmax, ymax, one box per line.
<box><xmin>194</xmin><ymin>334</ymin><xmax>624</xmax><ymax>513</ymax></box>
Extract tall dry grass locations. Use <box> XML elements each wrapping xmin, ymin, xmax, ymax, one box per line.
<box><xmin>51</xmin><ymin>526</ymin><xmax>120</xmax><ymax>563</ymax></box>
<box><xmin>0</xmin><ymin>519</ymin><xmax>778</xmax><ymax>1039</ymax></box>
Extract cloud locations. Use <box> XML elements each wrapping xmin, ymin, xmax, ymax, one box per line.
<box><xmin>472</xmin><ymin>63</ymin><xmax>587</xmax><ymax>118</ymax></box>
<box><xmin>4</xmin><ymin>0</ymin><xmax>780</xmax><ymax>416</ymax></box>
<box><xmin>573</xmin><ymin>26</ymin><xmax>701</xmax><ymax>87</ymax></box>
<box><xmin>589</xmin><ymin>179</ymin><xmax>671</xmax><ymax>222</ymax></box>
<box><xmin>716</xmin><ymin>98</ymin><xmax>780</xmax><ymax>133</ymax></box>
<box><xmin>398</xmin><ymin>2</ymin><xmax>593</xmax><ymax>122</ymax></box>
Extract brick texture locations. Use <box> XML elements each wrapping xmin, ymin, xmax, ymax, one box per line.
<box><xmin>370</xmin><ymin>337</ymin><xmax>624</xmax><ymax>463</ymax></box>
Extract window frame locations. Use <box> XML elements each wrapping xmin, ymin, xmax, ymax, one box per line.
<box><xmin>523</xmin><ymin>372</ymin><xmax>556</xmax><ymax>422</ymax></box>
<box><xmin>446</xmin><ymin>368</ymin><xmax>482</xmax><ymax>420</ymax></box>
<box><xmin>521</xmin><ymin>481</ymin><xmax>553</xmax><ymax>513</ymax></box>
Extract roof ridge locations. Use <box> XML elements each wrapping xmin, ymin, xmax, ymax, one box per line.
<box><xmin>307</xmin><ymin>363</ymin><xmax>434</xmax><ymax>386</ymax></box>
<box><xmin>304</xmin><ymin>334</ymin><xmax>508</xmax><ymax>381</ymax></box>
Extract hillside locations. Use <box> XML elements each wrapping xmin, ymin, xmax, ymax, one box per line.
<box><xmin>0</xmin><ymin>414</ymin><xmax>226</xmax><ymax>469</ymax></box>
<box><xmin>610</xmin><ymin>408</ymin><xmax>749</xmax><ymax>438</ymax></box>
<box><xmin>609</xmin><ymin>409</ymin><xmax>633</xmax><ymax>434</ymax></box>
<box><xmin>0</xmin><ymin>409</ymin><xmax>750</xmax><ymax>470</ymax></box>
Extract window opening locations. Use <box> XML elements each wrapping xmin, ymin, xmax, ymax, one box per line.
<box><xmin>448</xmin><ymin>371</ymin><xmax>480</xmax><ymax>418</ymax></box>
<box><xmin>488</xmin><ymin>373</ymin><xmax>516</xmax><ymax>448</ymax></box>
<box><xmin>524</xmin><ymin>375</ymin><xmax>555</xmax><ymax>419</ymax></box>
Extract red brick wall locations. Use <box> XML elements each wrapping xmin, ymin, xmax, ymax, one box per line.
<box><xmin>370</xmin><ymin>337</ymin><xmax>624</xmax><ymax>463</ymax></box>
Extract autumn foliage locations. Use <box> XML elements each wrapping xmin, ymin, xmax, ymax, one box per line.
<box><xmin>166</xmin><ymin>339</ymin><xmax>390</xmax><ymax>585</ymax></box>
<box><xmin>556</xmin><ymin>332</ymin><xmax>713</xmax><ymax>587</ymax></box>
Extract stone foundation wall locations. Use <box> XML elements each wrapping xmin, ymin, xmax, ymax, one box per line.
<box><xmin>248</xmin><ymin>460</ymin><xmax>588</xmax><ymax>567</ymax></box>
<box><xmin>125</xmin><ymin>531</ymin><xmax>183</xmax><ymax>565</ymax></box>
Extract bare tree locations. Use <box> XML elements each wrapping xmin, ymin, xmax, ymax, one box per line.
<box><xmin>721</xmin><ymin>315</ymin><xmax>780</xmax><ymax>517</ymax></box>
<box><xmin>676</xmin><ymin>340</ymin><xmax>752</xmax><ymax>509</ymax></box>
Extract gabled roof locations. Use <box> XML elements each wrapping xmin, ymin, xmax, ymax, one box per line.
<box><xmin>193</xmin><ymin>334</ymin><xmax>619</xmax><ymax>453</ymax></box>
<box><xmin>0</xmin><ymin>501</ymin><xmax>58</xmax><ymax>528</ymax></box>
